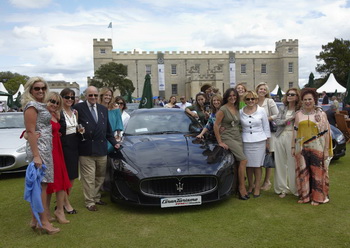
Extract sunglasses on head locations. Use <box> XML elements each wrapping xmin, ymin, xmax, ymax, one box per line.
<box><xmin>63</xmin><ymin>96</ymin><xmax>75</xmax><ymax>100</ymax></box>
<box><xmin>33</xmin><ymin>86</ymin><xmax>47</xmax><ymax>91</ymax></box>
<box><xmin>88</xmin><ymin>94</ymin><xmax>98</xmax><ymax>97</ymax></box>
<box><xmin>49</xmin><ymin>99</ymin><xmax>60</xmax><ymax>105</ymax></box>
<box><xmin>287</xmin><ymin>93</ymin><xmax>296</xmax><ymax>96</ymax></box>
<box><xmin>245</xmin><ymin>98</ymin><xmax>256</xmax><ymax>101</ymax></box>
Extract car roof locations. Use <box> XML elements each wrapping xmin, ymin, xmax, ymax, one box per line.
<box><xmin>132</xmin><ymin>108</ymin><xmax>184</xmax><ymax>114</ymax></box>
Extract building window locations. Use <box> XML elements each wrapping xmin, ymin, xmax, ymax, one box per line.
<box><xmin>261</xmin><ymin>64</ymin><xmax>267</xmax><ymax>74</ymax></box>
<box><xmin>288</xmin><ymin>62</ymin><xmax>293</xmax><ymax>73</ymax></box>
<box><xmin>288</xmin><ymin>48</ymin><xmax>293</xmax><ymax>53</ymax></box>
<box><xmin>195</xmin><ymin>64</ymin><xmax>200</xmax><ymax>72</ymax></box>
<box><xmin>171</xmin><ymin>65</ymin><xmax>177</xmax><ymax>75</ymax></box>
<box><xmin>100</xmin><ymin>49</ymin><xmax>106</xmax><ymax>54</ymax></box>
<box><xmin>241</xmin><ymin>64</ymin><xmax>246</xmax><ymax>74</ymax></box>
<box><xmin>146</xmin><ymin>65</ymin><xmax>152</xmax><ymax>75</ymax></box>
<box><xmin>289</xmin><ymin>82</ymin><xmax>293</xmax><ymax>88</ymax></box>
<box><xmin>171</xmin><ymin>84</ymin><xmax>178</xmax><ymax>95</ymax></box>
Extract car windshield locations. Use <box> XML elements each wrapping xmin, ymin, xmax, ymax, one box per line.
<box><xmin>0</xmin><ymin>114</ymin><xmax>25</xmax><ymax>129</ymax></box>
<box><xmin>124</xmin><ymin>110</ymin><xmax>202</xmax><ymax>135</ymax></box>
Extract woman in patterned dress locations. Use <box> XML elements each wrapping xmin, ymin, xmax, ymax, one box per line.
<box><xmin>22</xmin><ymin>76</ymin><xmax>60</xmax><ymax>234</ymax></box>
<box><xmin>292</xmin><ymin>88</ymin><xmax>332</xmax><ymax>206</ymax></box>
<box><xmin>214</xmin><ymin>88</ymin><xmax>249</xmax><ymax>200</ymax></box>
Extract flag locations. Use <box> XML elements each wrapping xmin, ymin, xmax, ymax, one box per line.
<box><xmin>108</xmin><ymin>22</ymin><xmax>112</xmax><ymax>28</ymax></box>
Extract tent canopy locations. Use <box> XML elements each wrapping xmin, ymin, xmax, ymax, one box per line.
<box><xmin>270</xmin><ymin>85</ymin><xmax>285</xmax><ymax>95</ymax></box>
<box><xmin>316</xmin><ymin>73</ymin><xmax>346</xmax><ymax>93</ymax></box>
<box><xmin>0</xmin><ymin>83</ymin><xmax>9</xmax><ymax>102</ymax></box>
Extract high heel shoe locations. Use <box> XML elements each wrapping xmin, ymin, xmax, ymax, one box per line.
<box><xmin>54</xmin><ymin>212</ymin><xmax>70</xmax><ymax>224</ymax></box>
<box><xmin>38</xmin><ymin>225</ymin><xmax>60</xmax><ymax>235</ymax></box>
<box><xmin>238</xmin><ymin>193</ymin><xmax>250</xmax><ymax>200</ymax></box>
<box><xmin>29</xmin><ymin>221</ymin><xmax>37</xmax><ymax>230</ymax></box>
<box><xmin>261</xmin><ymin>182</ymin><xmax>271</xmax><ymax>191</ymax></box>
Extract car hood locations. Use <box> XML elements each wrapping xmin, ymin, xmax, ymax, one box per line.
<box><xmin>0</xmin><ymin>128</ymin><xmax>26</xmax><ymax>149</ymax></box>
<box><xmin>121</xmin><ymin>134</ymin><xmax>225</xmax><ymax>177</ymax></box>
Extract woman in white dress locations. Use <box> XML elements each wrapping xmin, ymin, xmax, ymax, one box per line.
<box><xmin>240</xmin><ymin>91</ymin><xmax>271</xmax><ymax>197</ymax></box>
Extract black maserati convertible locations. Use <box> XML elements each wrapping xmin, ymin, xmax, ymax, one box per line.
<box><xmin>109</xmin><ymin>108</ymin><xmax>236</xmax><ymax>207</ymax></box>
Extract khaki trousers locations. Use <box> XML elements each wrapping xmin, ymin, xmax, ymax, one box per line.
<box><xmin>79</xmin><ymin>155</ymin><xmax>107</xmax><ymax>207</ymax></box>
<box><xmin>274</xmin><ymin>130</ymin><xmax>297</xmax><ymax>195</ymax></box>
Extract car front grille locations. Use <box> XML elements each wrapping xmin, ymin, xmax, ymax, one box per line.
<box><xmin>140</xmin><ymin>176</ymin><xmax>218</xmax><ymax>197</ymax></box>
<box><xmin>0</xmin><ymin>156</ymin><xmax>15</xmax><ymax>168</ymax></box>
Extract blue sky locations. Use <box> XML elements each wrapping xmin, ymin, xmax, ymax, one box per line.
<box><xmin>1</xmin><ymin>0</ymin><xmax>350</xmax><ymax>90</ymax></box>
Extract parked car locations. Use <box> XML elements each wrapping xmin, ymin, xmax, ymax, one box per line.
<box><xmin>109</xmin><ymin>108</ymin><xmax>236</xmax><ymax>207</ymax></box>
<box><xmin>125</xmin><ymin>103</ymin><xmax>139</xmax><ymax>114</ymax></box>
<box><xmin>0</xmin><ymin>112</ymin><xmax>27</xmax><ymax>174</ymax></box>
<box><xmin>330</xmin><ymin>124</ymin><xmax>346</xmax><ymax>160</ymax></box>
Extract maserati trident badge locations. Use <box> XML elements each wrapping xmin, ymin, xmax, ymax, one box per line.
<box><xmin>176</xmin><ymin>182</ymin><xmax>184</xmax><ymax>192</ymax></box>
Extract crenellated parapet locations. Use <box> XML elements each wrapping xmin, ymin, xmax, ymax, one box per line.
<box><xmin>93</xmin><ymin>38</ymin><xmax>112</xmax><ymax>46</ymax></box>
<box><xmin>275</xmin><ymin>39</ymin><xmax>298</xmax><ymax>48</ymax></box>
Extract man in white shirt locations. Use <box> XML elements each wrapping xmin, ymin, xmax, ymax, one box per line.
<box><xmin>176</xmin><ymin>96</ymin><xmax>192</xmax><ymax>110</ymax></box>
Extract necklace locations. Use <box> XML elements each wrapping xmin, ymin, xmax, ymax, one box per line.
<box><xmin>302</xmin><ymin>109</ymin><xmax>315</xmax><ymax>115</ymax></box>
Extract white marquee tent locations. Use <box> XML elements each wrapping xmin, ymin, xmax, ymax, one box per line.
<box><xmin>270</xmin><ymin>84</ymin><xmax>285</xmax><ymax>95</ymax></box>
<box><xmin>316</xmin><ymin>73</ymin><xmax>346</xmax><ymax>93</ymax></box>
<box><xmin>0</xmin><ymin>82</ymin><xmax>9</xmax><ymax>102</ymax></box>
<box><xmin>13</xmin><ymin>84</ymin><xmax>24</xmax><ymax>100</ymax></box>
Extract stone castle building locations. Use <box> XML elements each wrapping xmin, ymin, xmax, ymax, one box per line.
<box><xmin>47</xmin><ymin>81</ymin><xmax>80</xmax><ymax>96</ymax></box>
<box><xmin>92</xmin><ymin>38</ymin><xmax>298</xmax><ymax>100</ymax></box>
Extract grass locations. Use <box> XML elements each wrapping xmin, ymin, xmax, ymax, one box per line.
<box><xmin>1</xmin><ymin>145</ymin><xmax>350</xmax><ymax>248</ymax></box>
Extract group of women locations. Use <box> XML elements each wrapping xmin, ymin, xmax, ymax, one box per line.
<box><xmin>22</xmin><ymin>77</ymin><xmax>129</xmax><ymax>235</ymax></box>
<box><xmin>193</xmin><ymin>83</ymin><xmax>332</xmax><ymax>206</ymax></box>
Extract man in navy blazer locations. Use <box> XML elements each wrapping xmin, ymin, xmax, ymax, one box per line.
<box><xmin>73</xmin><ymin>86</ymin><xmax>120</xmax><ymax>211</ymax></box>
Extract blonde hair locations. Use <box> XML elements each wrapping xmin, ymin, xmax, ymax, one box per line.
<box><xmin>47</xmin><ymin>92</ymin><xmax>63</xmax><ymax>112</ymax></box>
<box><xmin>243</xmin><ymin>90</ymin><xmax>258</xmax><ymax>101</ymax></box>
<box><xmin>98</xmin><ymin>87</ymin><xmax>113</xmax><ymax>106</ymax></box>
<box><xmin>21</xmin><ymin>76</ymin><xmax>50</xmax><ymax>107</ymax></box>
<box><xmin>255</xmin><ymin>82</ymin><xmax>271</xmax><ymax>98</ymax></box>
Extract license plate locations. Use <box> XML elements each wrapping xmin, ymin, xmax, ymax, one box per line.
<box><xmin>161</xmin><ymin>196</ymin><xmax>202</xmax><ymax>208</ymax></box>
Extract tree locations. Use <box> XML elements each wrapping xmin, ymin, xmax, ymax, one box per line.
<box><xmin>0</xmin><ymin>71</ymin><xmax>29</xmax><ymax>94</ymax></box>
<box><xmin>316</xmin><ymin>38</ymin><xmax>350</xmax><ymax>87</ymax></box>
<box><xmin>91</xmin><ymin>62</ymin><xmax>135</xmax><ymax>95</ymax></box>
<box><xmin>304</xmin><ymin>72</ymin><xmax>315</xmax><ymax>88</ymax></box>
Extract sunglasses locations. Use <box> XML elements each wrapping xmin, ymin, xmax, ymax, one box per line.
<box><xmin>286</xmin><ymin>93</ymin><xmax>296</xmax><ymax>96</ymax></box>
<box><xmin>117</xmin><ymin>102</ymin><xmax>124</xmax><ymax>105</ymax></box>
<box><xmin>33</xmin><ymin>86</ymin><xmax>47</xmax><ymax>91</ymax></box>
<box><xmin>49</xmin><ymin>99</ymin><xmax>60</xmax><ymax>105</ymax></box>
<box><xmin>63</xmin><ymin>96</ymin><xmax>75</xmax><ymax>100</ymax></box>
<box><xmin>88</xmin><ymin>94</ymin><xmax>98</xmax><ymax>97</ymax></box>
<box><xmin>245</xmin><ymin>98</ymin><xmax>256</xmax><ymax>101</ymax></box>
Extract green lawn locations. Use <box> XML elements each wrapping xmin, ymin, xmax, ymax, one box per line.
<box><xmin>1</xmin><ymin>146</ymin><xmax>350</xmax><ymax>248</ymax></box>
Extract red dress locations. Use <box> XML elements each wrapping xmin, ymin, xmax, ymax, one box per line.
<box><xmin>47</xmin><ymin>120</ymin><xmax>72</xmax><ymax>194</ymax></box>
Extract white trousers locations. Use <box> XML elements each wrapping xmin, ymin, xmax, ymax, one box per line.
<box><xmin>274</xmin><ymin>130</ymin><xmax>297</xmax><ymax>195</ymax></box>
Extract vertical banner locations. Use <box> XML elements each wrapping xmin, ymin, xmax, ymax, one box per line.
<box><xmin>158</xmin><ymin>64</ymin><xmax>165</xmax><ymax>91</ymax></box>
<box><xmin>229</xmin><ymin>52</ymin><xmax>236</xmax><ymax>88</ymax></box>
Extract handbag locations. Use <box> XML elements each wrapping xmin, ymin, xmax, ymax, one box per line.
<box><xmin>269</xmin><ymin>120</ymin><xmax>277</xmax><ymax>132</ymax></box>
<box><xmin>263</xmin><ymin>152</ymin><xmax>275</xmax><ymax>168</ymax></box>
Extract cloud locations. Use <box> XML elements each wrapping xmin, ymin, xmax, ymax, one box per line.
<box><xmin>9</xmin><ymin>0</ymin><xmax>52</xmax><ymax>9</ymax></box>
<box><xmin>1</xmin><ymin>0</ymin><xmax>350</xmax><ymax>90</ymax></box>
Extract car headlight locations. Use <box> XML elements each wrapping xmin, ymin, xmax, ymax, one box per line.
<box><xmin>218</xmin><ymin>153</ymin><xmax>234</xmax><ymax>170</ymax></box>
<box><xmin>115</xmin><ymin>160</ymin><xmax>138</xmax><ymax>175</ymax></box>
<box><xmin>336</xmin><ymin>134</ymin><xmax>346</xmax><ymax>144</ymax></box>
<box><xmin>16</xmin><ymin>144</ymin><xmax>26</xmax><ymax>153</ymax></box>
